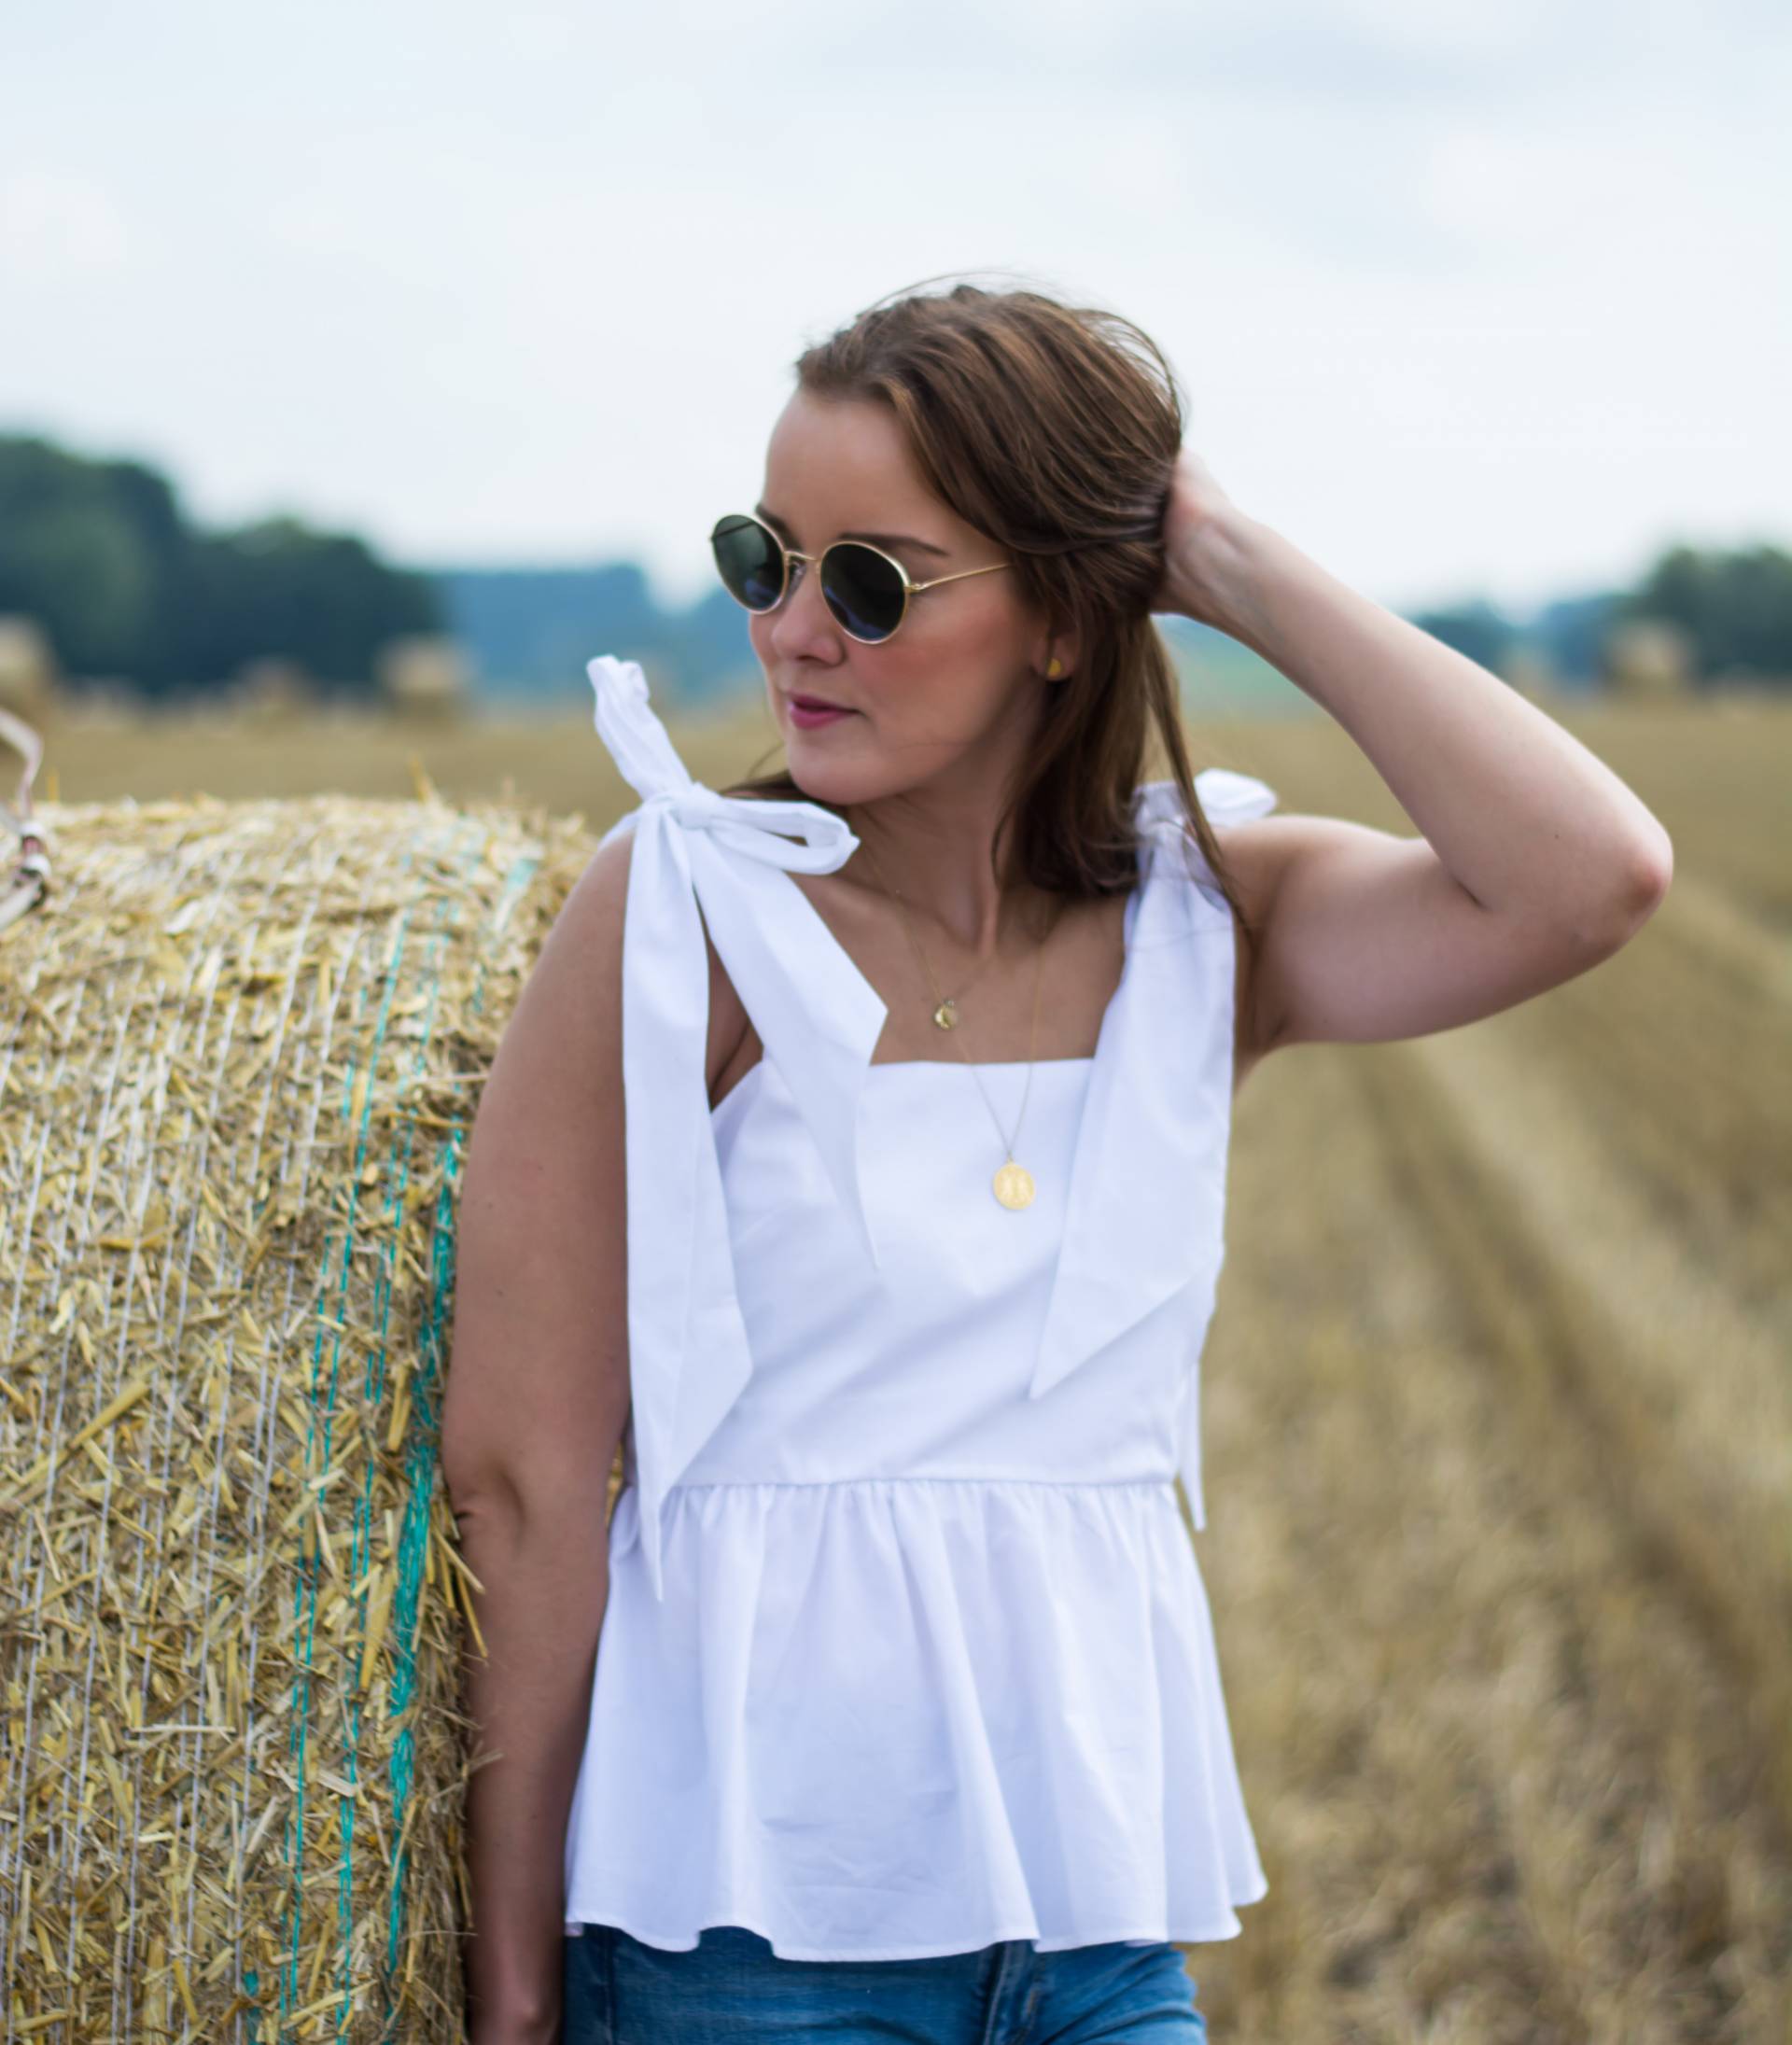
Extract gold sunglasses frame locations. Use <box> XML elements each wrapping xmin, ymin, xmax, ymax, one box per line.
<box><xmin>711</xmin><ymin>511</ymin><xmax>1014</xmax><ymax>645</ymax></box>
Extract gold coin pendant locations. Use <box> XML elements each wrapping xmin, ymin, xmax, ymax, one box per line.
<box><xmin>993</xmin><ymin>1161</ymin><xmax>1036</xmax><ymax>1211</ymax></box>
<box><xmin>932</xmin><ymin>997</ymin><xmax>959</xmax><ymax>1030</ymax></box>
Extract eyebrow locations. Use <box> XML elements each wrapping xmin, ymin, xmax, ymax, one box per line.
<box><xmin>754</xmin><ymin>503</ymin><xmax>951</xmax><ymax>560</ymax></box>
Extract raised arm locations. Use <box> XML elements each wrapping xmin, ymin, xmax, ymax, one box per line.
<box><xmin>1155</xmin><ymin>449</ymin><xmax>1673</xmax><ymax>1063</ymax></box>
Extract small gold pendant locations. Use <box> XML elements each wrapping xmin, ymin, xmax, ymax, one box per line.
<box><xmin>993</xmin><ymin>1161</ymin><xmax>1036</xmax><ymax>1210</ymax></box>
<box><xmin>932</xmin><ymin>997</ymin><xmax>959</xmax><ymax>1030</ymax></box>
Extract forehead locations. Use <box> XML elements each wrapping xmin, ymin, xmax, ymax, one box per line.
<box><xmin>761</xmin><ymin>391</ymin><xmax>941</xmax><ymax>523</ymax></box>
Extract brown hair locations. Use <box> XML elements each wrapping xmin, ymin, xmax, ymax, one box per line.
<box><xmin>721</xmin><ymin>271</ymin><xmax>1258</xmax><ymax>971</ymax></box>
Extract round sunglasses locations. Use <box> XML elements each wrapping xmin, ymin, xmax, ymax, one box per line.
<box><xmin>710</xmin><ymin>512</ymin><xmax>1014</xmax><ymax>646</ymax></box>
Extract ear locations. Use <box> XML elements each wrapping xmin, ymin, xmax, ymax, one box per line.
<box><xmin>1039</xmin><ymin>628</ymin><xmax>1081</xmax><ymax>682</ymax></box>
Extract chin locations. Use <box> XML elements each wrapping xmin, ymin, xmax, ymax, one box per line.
<box><xmin>782</xmin><ymin>744</ymin><xmax>881</xmax><ymax>810</ymax></box>
<box><xmin>785</xmin><ymin>760</ymin><xmax>857</xmax><ymax>806</ymax></box>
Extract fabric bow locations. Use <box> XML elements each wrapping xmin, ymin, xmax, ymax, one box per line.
<box><xmin>1026</xmin><ymin>765</ymin><xmax>1279</xmax><ymax>1532</ymax></box>
<box><xmin>588</xmin><ymin>655</ymin><xmax>888</xmax><ymax>1601</ymax></box>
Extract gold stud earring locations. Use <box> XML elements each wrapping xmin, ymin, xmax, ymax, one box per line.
<box><xmin>1046</xmin><ymin>656</ymin><xmax>1064</xmax><ymax>679</ymax></box>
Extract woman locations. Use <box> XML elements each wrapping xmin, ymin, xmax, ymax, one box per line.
<box><xmin>441</xmin><ymin>279</ymin><xmax>1673</xmax><ymax>2043</ymax></box>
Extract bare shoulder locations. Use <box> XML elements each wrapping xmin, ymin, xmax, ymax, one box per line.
<box><xmin>538</xmin><ymin>823</ymin><xmax>752</xmax><ymax>1107</ymax></box>
<box><xmin>441</xmin><ymin>817</ymin><xmax>765</xmax><ymax>1508</ymax></box>
<box><xmin>1203</xmin><ymin>815</ymin><xmax>1291</xmax><ymax>1091</ymax></box>
<box><xmin>441</xmin><ymin>833</ymin><xmax>635</xmax><ymax>1509</ymax></box>
<box><xmin>1209</xmin><ymin>810</ymin><xmax>1407</xmax><ymax>1067</ymax></box>
<box><xmin>519</xmin><ymin>828</ymin><xmax>635</xmax><ymax>1085</ymax></box>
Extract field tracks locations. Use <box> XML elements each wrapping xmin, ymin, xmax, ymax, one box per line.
<box><xmin>1358</xmin><ymin>994</ymin><xmax>1792</xmax><ymax>1842</ymax></box>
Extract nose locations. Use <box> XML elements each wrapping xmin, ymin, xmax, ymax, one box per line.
<box><xmin>765</xmin><ymin>554</ymin><xmax>841</xmax><ymax>661</ymax></box>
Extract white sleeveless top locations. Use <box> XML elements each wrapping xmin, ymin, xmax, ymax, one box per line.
<box><xmin>563</xmin><ymin>654</ymin><xmax>1277</xmax><ymax>1961</ymax></box>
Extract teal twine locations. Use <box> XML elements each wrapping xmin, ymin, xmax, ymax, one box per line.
<box><xmin>373</xmin><ymin>846</ymin><xmax>539</xmax><ymax>2027</ymax></box>
<box><xmin>268</xmin><ymin>821</ymin><xmax>517</xmax><ymax>2037</ymax></box>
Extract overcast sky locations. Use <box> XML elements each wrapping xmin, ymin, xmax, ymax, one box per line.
<box><xmin>3</xmin><ymin>0</ymin><xmax>1785</xmax><ymax>620</ymax></box>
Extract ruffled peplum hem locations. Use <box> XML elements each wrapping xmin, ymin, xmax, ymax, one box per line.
<box><xmin>563</xmin><ymin>1476</ymin><xmax>1269</xmax><ymax>1961</ymax></box>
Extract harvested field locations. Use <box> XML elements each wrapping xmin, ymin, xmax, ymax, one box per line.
<box><xmin>5</xmin><ymin>688</ymin><xmax>1787</xmax><ymax>2040</ymax></box>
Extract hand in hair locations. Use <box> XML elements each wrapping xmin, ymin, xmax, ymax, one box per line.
<box><xmin>1149</xmin><ymin>444</ymin><xmax>1256</xmax><ymax>629</ymax></box>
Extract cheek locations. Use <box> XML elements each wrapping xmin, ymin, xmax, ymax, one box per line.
<box><xmin>894</xmin><ymin>606</ymin><xmax>1027</xmax><ymax>719</ymax></box>
<box><xmin>869</xmin><ymin>653</ymin><xmax>1011</xmax><ymax>745</ymax></box>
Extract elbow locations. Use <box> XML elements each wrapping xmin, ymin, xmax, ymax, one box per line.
<box><xmin>1619</xmin><ymin>823</ymin><xmax>1674</xmax><ymax>926</ymax></box>
<box><xmin>441</xmin><ymin>1453</ymin><xmax>517</xmax><ymax>1529</ymax></box>
<box><xmin>1575</xmin><ymin>827</ymin><xmax>1674</xmax><ymax>951</ymax></box>
<box><xmin>440</xmin><ymin>1362</ymin><xmax>631</xmax><ymax>1534</ymax></box>
<box><xmin>442</xmin><ymin>1453</ymin><xmax>616</xmax><ymax>1548</ymax></box>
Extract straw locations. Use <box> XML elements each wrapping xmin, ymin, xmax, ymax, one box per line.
<box><xmin>0</xmin><ymin>784</ymin><xmax>599</xmax><ymax>2040</ymax></box>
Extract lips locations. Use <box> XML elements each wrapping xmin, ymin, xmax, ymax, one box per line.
<box><xmin>788</xmin><ymin>693</ymin><xmax>853</xmax><ymax>713</ymax></box>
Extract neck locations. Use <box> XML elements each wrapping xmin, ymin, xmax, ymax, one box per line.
<box><xmin>843</xmin><ymin>795</ymin><xmax>1055</xmax><ymax>959</ymax></box>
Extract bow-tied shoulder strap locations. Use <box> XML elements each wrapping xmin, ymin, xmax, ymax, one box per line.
<box><xmin>1130</xmin><ymin>768</ymin><xmax>1278</xmax><ymax>917</ymax></box>
<box><xmin>586</xmin><ymin>655</ymin><xmax>888</xmax><ymax>1601</ymax></box>
<box><xmin>1027</xmin><ymin>769</ymin><xmax>1278</xmax><ymax>1532</ymax></box>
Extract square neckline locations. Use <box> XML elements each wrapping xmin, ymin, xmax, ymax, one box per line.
<box><xmin>709</xmin><ymin>850</ymin><xmax>1151</xmax><ymax>1119</ymax></box>
<box><xmin>786</xmin><ymin>834</ymin><xmax>1147</xmax><ymax>1062</ymax></box>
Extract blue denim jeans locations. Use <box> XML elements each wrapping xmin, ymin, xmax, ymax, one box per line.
<box><xmin>562</xmin><ymin>1924</ymin><xmax>1208</xmax><ymax>2042</ymax></box>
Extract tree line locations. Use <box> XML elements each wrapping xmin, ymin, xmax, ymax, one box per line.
<box><xmin>0</xmin><ymin>435</ymin><xmax>441</xmax><ymax>702</ymax></box>
<box><xmin>2</xmin><ymin>432</ymin><xmax>1788</xmax><ymax>702</ymax></box>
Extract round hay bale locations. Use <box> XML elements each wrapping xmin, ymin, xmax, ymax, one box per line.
<box><xmin>1495</xmin><ymin>647</ymin><xmax>1561</xmax><ymax>703</ymax></box>
<box><xmin>1602</xmin><ymin>616</ymin><xmax>1696</xmax><ymax>697</ymax></box>
<box><xmin>59</xmin><ymin>677</ymin><xmax>142</xmax><ymax>722</ymax></box>
<box><xmin>0</xmin><ymin>614</ymin><xmax>58</xmax><ymax>722</ymax></box>
<box><xmin>0</xmin><ymin>706</ymin><xmax>51</xmax><ymax>931</ymax></box>
<box><xmin>230</xmin><ymin>657</ymin><xmax>315</xmax><ymax>725</ymax></box>
<box><xmin>376</xmin><ymin>637</ymin><xmax>471</xmax><ymax>726</ymax></box>
<box><xmin>0</xmin><ymin>791</ymin><xmax>595</xmax><ymax>2039</ymax></box>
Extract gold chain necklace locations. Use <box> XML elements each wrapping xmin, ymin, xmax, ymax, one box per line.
<box><xmin>850</xmin><ymin>819</ymin><xmax>1061</xmax><ymax>1212</ymax></box>
<box><xmin>924</xmin><ymin>945</ymin><xmax>1001</xmax><ymax>1032</ymax></box>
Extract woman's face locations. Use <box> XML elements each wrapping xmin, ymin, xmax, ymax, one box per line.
<box><xmin>748</xmin><ymin>389</ymin><xmax>1063</xmax><ymax>805</ymax></box>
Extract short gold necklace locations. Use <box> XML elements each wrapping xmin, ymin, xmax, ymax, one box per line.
<box><xmin>850</xmin><ymin>822</ymin><xmax>1060</xmax><ymax>1212</ymax></box>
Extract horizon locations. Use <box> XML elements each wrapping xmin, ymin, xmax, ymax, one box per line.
<box><xmin>2</xmin><ymin>0</ymin><xmax>1785</xmax><ymax>627</ymax></box>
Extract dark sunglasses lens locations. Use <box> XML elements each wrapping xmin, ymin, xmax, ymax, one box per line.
<box><xmin>821</xmin><ymin>543</ymin><xmax>904</xmax><ymax>642</ymax></box>
<box><xmin>711</xmin><ymin>516</ymin><xmax>784</xmax><ymax>611</ymax></box>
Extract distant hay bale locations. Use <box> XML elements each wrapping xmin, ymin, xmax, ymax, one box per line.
<box><xmin>0</xmin><ymin>791</ymin><xmax>595</xmax><ymax>2039</ymax></box>
<box><xmin>1602</xmin><ymin>617</ymin><xmax>1696</xmax><ymax>697</ymax></box>
<box><xmin>1495</xmin><ymin>647</ymin><xmax>1561</xmax><ymax>702</ymax></box>
<box><xmin>1704</xmin><ymin>663</ymin><xmax>1779</xmax><ymax>694</ymax></box>
<box><xmin>59</xmin><ymin>678</ymin><xmax>143</xmax><ymax>722</ymax></box>
<box><xmin>376</xmin><ymin>637</ymin><xmax>472</xmax><ymax>726</ymax></box>
<box><xmin>0</xmin><ymin>614</ymin><xmax>58</xmax><ymax>721</ymax></box>
<box><xmin>230</xmin><ymin>656</ymin><xmax>315</xmax><ymax>725</ymax></box>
